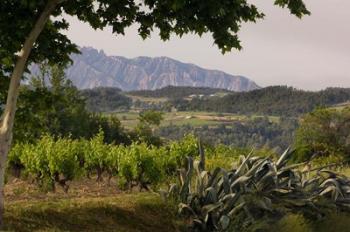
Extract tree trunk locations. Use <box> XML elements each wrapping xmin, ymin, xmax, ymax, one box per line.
<box><xmin>0</xmin><ymin>0</ymin><xmax>61</xmax><ymax>227</ymax></box>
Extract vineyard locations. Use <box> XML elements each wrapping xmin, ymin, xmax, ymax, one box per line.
<box><xmin>8</xmin><ymin>130</ymin><xmax>350</xmax><ymax>231</ymax></box>
<box><xmin>8</xmin><ymin>131</ymin><xmax>257</xmax><ymax>193</ymax></box>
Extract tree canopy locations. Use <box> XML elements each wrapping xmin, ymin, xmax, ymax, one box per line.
<box><xmin>295</xmin><ymin>107</ymin><xmax>350</xmax><ymax>163</ymax></box>
<box><xmin>1</xmin><ymin>0</ymin><xmax>309</xmax><ymax>77</ymax></box>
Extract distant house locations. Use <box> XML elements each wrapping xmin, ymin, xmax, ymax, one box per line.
<box><xmin>188</xmin><ymin>94</ymin><xmax>206</xmax><ymax>100</ymax></box>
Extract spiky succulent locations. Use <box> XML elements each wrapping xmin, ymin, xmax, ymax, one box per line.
<box><xmin>161</xmin><ymin>145</ymin><xmax>350</xmax><ymax>231</ymax></box>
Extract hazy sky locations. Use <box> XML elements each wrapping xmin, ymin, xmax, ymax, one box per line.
<box><xmin>64</xmin><ymin>0</ymin><xmax>350</xmax><ymax>90</ymax></box>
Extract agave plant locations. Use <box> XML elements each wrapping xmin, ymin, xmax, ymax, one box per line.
<box><xmin>161</xmin><ymin>144</ymin><xmax>350</xmax><ymax>232</ymax></box>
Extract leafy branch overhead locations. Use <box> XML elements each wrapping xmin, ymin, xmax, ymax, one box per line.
<box><xmin>0</xmin><ymin>0</ymin><xmax>310</xmax><ymax>77</ymax></box>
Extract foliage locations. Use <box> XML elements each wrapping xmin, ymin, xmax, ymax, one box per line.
<box><xmin>82</xmin><ymin>129</ymin><xmax>110</xmax><ymax>182</ymax></box>
<box><xmin>14</xmin><ymin>64</ymin><xmax>91</xmax><ymax>142</ymax></box>
<box><xmin>295</xmin><ymin>107</ymin><xmax>350</xmax><ymax>163</ymax></box>
<box><xmin>9</xmin><ymin>135</ymin><xmax>82</xmax><ymax>192</ymax></box>
<box><xmin>173</xmin><ymin>86</ymin><xmax>350</xmax><ymax>116</ymax></box>
<box><xmin>134</xmin><ymin>110</ymin><xmax>164</xmax><ymax>146</ymax></box>
<box><xmin>162</xmin><ymin>148</ymin><xmax>350</xmax><ymax>231</ymax></box>
<box><xmin>85</xmin><ymin>86</ymin><xmax>350</xmax><ymax>117</ymax></box>
<box><xmin>7</xmin><ymin>133</ymin><xmax>204</xmax><ymax>192</ymax></box>
<box><xmin>158</xmin><ymin>116</ymin><xmax>298</xmax><ymax>152</ymax></box>
<box><xmin>12</xmin><ymin>64</ymin><xmax>131</xmax><ymax>145</ymax></box>
<box><xmin>81</xmin><ymin>87</ymin><xmax>132</xmax><ymax>113</ymax></box>
<box><xmin>0</xmin><ymin>0</ymin><xmax>309</xmax><ymax>83</ymax></box>
<box><xmin>119</xmin><ymin>143</ymin><xmax>163</xmax><ymax>190</ymax></box>
<box><xmin>138</xmin><ymin>110</ymin><xmax>164</xmax><ymax>126</ymax></box>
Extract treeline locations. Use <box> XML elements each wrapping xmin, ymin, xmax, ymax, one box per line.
<box><xmin>158</xmin><ymin>116</ymin><xmax>298</xmax><ymax>152</ymax></box>
<box><xmin>12</xmin><ymin>66</ymin><xmax>130</xmax><ymax>145</ymax></box>
<box><xmin>81</xmin><ymin>87</ymin><xmax>132</xmax><ymax>112</ymax></box>
<box><xmin>127</xmin><ymin>86</ymin><xmax>230</xmax><ymax>99</ymax></box>
<box><xmin>181</xmin><ymin>86</ymin><xmax>350</xmax><ymax>116</ymax></box>
<box><xmin>80</xmin><ymin>86</ymin><xmax>350</xmax><ymax>117</ymax></box>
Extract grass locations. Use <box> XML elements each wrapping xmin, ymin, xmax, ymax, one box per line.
<box><xmin>3</xmin><ymin>193</ymin><xmax>182</xmax><ymax>232</ymax></box>
<box><xmin>2</xmin><ymin>177</ymin><xmax>184</xmax><ymax>232</ymax></box>
<box><xmin>4</xmin><ymin>169</ymin><xmax>350</xmax><ymax>232</ymax></box>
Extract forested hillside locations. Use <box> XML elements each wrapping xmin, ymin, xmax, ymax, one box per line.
<box><xmin>183</xmin><ymin>86</ymin><xmax>350</xmax><ymax>116</ymax></box>
<box><xmin>81</xmin><ymin>86</ymin><xmax>350</xmax><ymax>116</ymax></box>
<box><xmin>81</xmin><ymin>87</ymin><xmax>132</xmax><ymax>112</ymax></box>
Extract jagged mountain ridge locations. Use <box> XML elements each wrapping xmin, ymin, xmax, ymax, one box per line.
<box><xmin>52</xmin><ymin>47</ymin><xmax>260</xmax><ymax>91</ymax></box>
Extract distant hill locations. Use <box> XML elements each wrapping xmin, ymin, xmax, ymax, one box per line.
<box><xmin>183</xmin><ymin>86</ymin><xmax>350</xmax><ymax>116</ymax></box>
<box><xmin>81</xmin><ymin>86</ymin><xmax>350</xmax><ymax>115</ymax></box>
<box><xmin>62</xmin><ymin>47</ymin><xmax>259</xmax><ymax>91</ymax></box>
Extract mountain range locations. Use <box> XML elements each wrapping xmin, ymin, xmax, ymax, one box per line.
<box><xmin>33</xmin><ymin>47</ymin><xmax>260</xmax><ymax>91</ymax></box>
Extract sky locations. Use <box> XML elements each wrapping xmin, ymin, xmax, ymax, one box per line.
<box><xmin>64</xmin><ymin>0</ymin><xmax>350</xmax><ymax>90</ymax></box>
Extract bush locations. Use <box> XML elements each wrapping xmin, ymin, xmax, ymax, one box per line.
<box><xmin>295</xmin><ymin>107</ymin><xmax>350</xmax><ymax>163</ymax></box>
<box><xmin>10</xmin><ymin>135</ymin><xmax>83</xmax><ymax>192</ymax></box>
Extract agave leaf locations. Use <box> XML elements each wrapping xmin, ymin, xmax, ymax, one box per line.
<box><xmin>255</xmin><ymin>161</ymin><xmax>272</xmax><ymax>181</ymax></box>
<box><xmin>332</xmin><ymin>188</ymin><xmax>340</xmax><ymax>201</ymax></box>
<box><xmin>283</xmin><ymin>199</ymin><xmax>309</xmax><ymax>207</ymax></box>
<box><xmin>186</xmin><ymin>156</ymin><xmax>194</xmax><ymax>175</ymax></box>
<box><xmin>220</xmin><ymin>193</ymin><xmax>238</xmax><ymax>203</ymax></box>
<box><xmin>179</xmin><ymin>157</ymin><xmax>194</xmax><ymax>202</ymax></box>
<box><xmin>220</xmin><ymin>194</ymin><xmax>241</xmax><ymax>215</ymax></box>
<box><xmin>256</xmin><ymin>199</ymin><xmax>272</xmax><ymax>211</ymax></box>
<box><xmin>194</xmin><ymin>160</ymin><xmax>201</xmax><ymax>175</ymax></box>
<box><xmin>178</xmin><ymin>168</ymin><xmax>186</xmax><ymax>186</ymax></box>
<box><xmin>205</xmin><ymin>187</ymin><xmax>218</xmax><ymax>204</ymax></box>
<box><xmin>189</xmin><ymin>195</ymin><xmax>202</xmax><ymax>213</ymax></box>
<box><xmin>221</xmin><ymin>170</ymin><xmax>231</xmax><ymax>195</ymax></box>
<box><xmin>196</xmin><ymin>171</ymin><xmax>209</xmax><ymax>196</ymax></box>
<box><xmin>320</xmin><ymin>179</ymin><xmax>344</xmax><ymax>199</ymax></box>
<box><xmin>302</xmin><ymin>177</ymin><xmax>320</xmax><ymax>189</ymax></box>
<box><xmin>279</xmin><ymin>162</ymin><xmax>307</xmax><ymax>173</ymax></box>
<box><xmin>201</xmin><ymin>202</ymin><xmax>223</xmax><ymax>218</ymax></box>
<box><xmin>193</xmin><ymin>219</ymin><xmax>206</xmax><ymax>231</ymax></box>
<box><xmin>228</xmin><ymin>202</ymin><xmax>246</xmax><ymax>218</ymax></box>
<box><xmin>235</xmin><ymin>150</ymin><xmax>254</xmax><ymax>176</ymax></box>
<box><xmin>230</xmin><ymin>175</ymin><xmax>252</xmax><ymax>190</ymax></box>
<box><xmin>208</xmin><ymin>167</ymin><xmax>222</xmax><ymax>187</ymax></box>
<box><xmin>276</xmin><ymin>148</ymin><xmax>291</xmax><ymax>169</ymax></box>
<box><xmin>219</xmin><ymin>215</ymin><xmax>230</xmax><ymax>230</ymax></box>
<box><xmin>256</xmin><ymin>170</ymin><xmax>277</xmax><ymax>188</ymax></box>
<box><xmin>178</xmin><ymin>203</ymin><xmax>196</xmax><ymax>216</ymax></box>
<box><xmin>319</xmin><ymin>185</ymin><xmax>336</xmax><ymax>197</ymax></box>
<box><xmin>245</xmin><ymin>158</ymin><xmax>268</xmax><ymax>178</ymax></box>
<box><xmin>198</xmin><ymin>140</ymin><xmax>205</xmax><ymax>172</ymax></box>
<box><xmin>272</xmin><ymin>188</ymin><xmax>292</xmax><ymax>194</ymax></box>
<box><xmin>168</xmin><ymin>183</ymin><xmax>179</xmax><ymax>195</ymax></box>
<box><xmin>340</xmin><ymin>185</ymin><xmax>350</xmax><ymax>194</ymax></box>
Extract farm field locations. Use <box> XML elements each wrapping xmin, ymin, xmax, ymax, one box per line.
<box><xmin>112</xmin><ymin>111</ymin><xmax>280</xmax><ymax>129</ymax></box>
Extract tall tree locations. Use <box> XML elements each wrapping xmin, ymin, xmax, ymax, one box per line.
<box><xmin>0</xmin><ymin>0</ymin><xmax>308</xmax><ymax>226</ymax></box>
